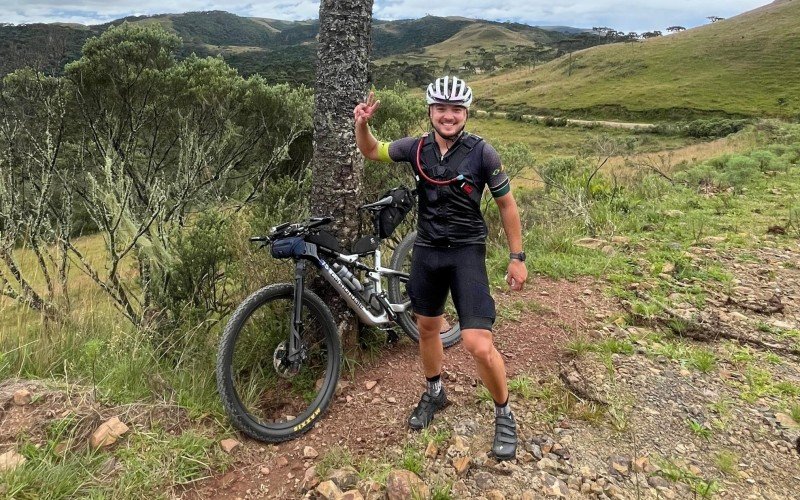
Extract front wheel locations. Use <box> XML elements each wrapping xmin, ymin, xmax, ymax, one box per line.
<box><xmin>388</xmin><ymin>231</ymin><xmax>462</xmax><ymax>347</ymax></box>
<box><xmin>216</xmin><ymin>283</ymin><xmax>341</xmax><ymax>443</ymax></box>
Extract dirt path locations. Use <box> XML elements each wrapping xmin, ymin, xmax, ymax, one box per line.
<box><xmin>185</xmin><ymin>276</ymin><xmax>610</xmax><ymax>499</ymax></box>
<box><xmin>188</xmin><ymin>237</ymin><xmax>800</xmax><ymax>500</ymax></box>
<box><xmin>473</xmin><ymin>110</ymin><xmax>656</xmax><ymax>130</ymax></box>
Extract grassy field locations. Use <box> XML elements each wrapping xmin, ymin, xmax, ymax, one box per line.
<box><xmin>472</xmin><ymin>0</ymin><xmax>800</xmax><ymax>119</ymax></box>
<box><xmin>2</xmin><ymin>112</ymin><xmax>799</xmax><ymax>496</ymax></box>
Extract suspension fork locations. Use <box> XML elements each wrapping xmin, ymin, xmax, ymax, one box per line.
<box><xmin>288</xmin><ymin>259</ymin><xmax>306</xmax><ymax>362</ymax></box>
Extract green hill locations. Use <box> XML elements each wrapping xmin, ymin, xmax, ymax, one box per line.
<box><xmin>0</xmin><ymin>12</ymin><xmax>578</xmax><ymax>86</ymax></box>
<box><xmin>473</xmin><ymin>0</ymin><xmax>800</xmax><ymax>119</ymax></box>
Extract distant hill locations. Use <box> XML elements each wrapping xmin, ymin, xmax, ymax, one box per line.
<box><xmin>0</xmin><ymin>11</ymin><xmax>585</xmax><ymax>86</ymax></box>
<box><xmin>473</xmin><ymin>0</ymin><xmax>800</xmax><ymax>119</ymax></box>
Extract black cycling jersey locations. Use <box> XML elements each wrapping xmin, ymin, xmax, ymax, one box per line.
<box><xmin>386</xmin><ymin>132</ymin><xmax>511</xmax><ymax>247</ymax></box>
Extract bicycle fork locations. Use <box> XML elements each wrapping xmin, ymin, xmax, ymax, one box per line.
<box><xmin>286</xmin><ymin>260</ymin><xmax>306</xmax><ymax>368</ymax></box>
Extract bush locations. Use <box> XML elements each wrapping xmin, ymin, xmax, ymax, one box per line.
<box><xmin>720</xmin><ymin>155</ymin><xmax>759</xmax><ymax>193</ymax></box>
<box><xmin>542</xmin><ymin>116</ymin><xmax>568</xmax><ymax>127</ymax></box>
<box><xmin>150</xmin><ymin>209</ymin><xmax>237</xmax><ymax>339</ymax></box>
<box><xmin>682</xmin><ymin>118</ymin><xmax>749</xmax><ymax>138</ymax></box>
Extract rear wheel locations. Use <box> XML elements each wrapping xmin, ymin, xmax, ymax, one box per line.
<box><xmin>388</xmin><ymin>231</ymin><xmax>461</xmax><ymax>347</ymax></box>
<box><xmin>216</xmin><ymin>284</ymin><xmax>341</xmax><ymax>442</ymax></box>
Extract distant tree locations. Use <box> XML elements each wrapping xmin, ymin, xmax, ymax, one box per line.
<box><xmin>666</xmin><ymin>26</ymin><xmax>686</xmax><ymax>32</ymax></box>
<box><xmin>625</xmin><ymin>32</ymin><xmax>640</xmax><ymax>42</ymax></box>
<box><xmin>641</xmin><ymin>31</ymin><xmax>663</xmax><ymax>39</ymax></box>
<box><xmin>707</xmin><ymin>16</ymin><xmax>724</xmax><ymax>23</ymax></box>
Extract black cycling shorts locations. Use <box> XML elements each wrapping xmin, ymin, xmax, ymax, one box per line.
<box><xmin>407</xmin><ymin>244</ymin><xmax>496</xmax><ymax>330</ymax></box>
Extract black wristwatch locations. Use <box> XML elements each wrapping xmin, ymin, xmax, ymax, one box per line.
<box><xmin>509</xmin><ymin>251</ymin><xmax>526</xmax><ymax>262</ymax></box>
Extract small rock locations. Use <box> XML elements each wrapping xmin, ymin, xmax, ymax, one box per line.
<box><xmin>447</xmin><ymin>435</ymin><xmax>470</xmax><ymax>455</ymax></box>
<box><xmin>260</xmin><ymin>466</ymin><xmax>271</xmax><ymax>475</ymax></box>
<box><xmin>220</xmin><ymin>438</ymin><xmax>241</xmax><ymax>454</ymax></box>
<box><xmin>340</xmin><ymin>490</ymin><xmax>364</xmax><ymax>500</ymax></box>
<box><xmin>536</xmin><ymin>457</ymin><xmax>560</xmax><ymax>472</ymax></box>
<box><xmin>527</xmin><ymin>443</ymin><xmax>543</xmax><ymax>460</ymax></box>
<box><xmin>609</xmin><ymin>456</ymin><xmax>631</xmax><ymax>476</ymax></box>
<box><xmin>605</xmin><ymin>484</ymin><xmax>624</xmax><ymax>498</ymax></box>
<box><xmin>473</xmin><ymin>471</ymin><xmax>495</xmax><ymax>490</ymax></box>
<box><xmin>303</xmin><ymin>446</ymin><xmax>319</xmax><ymax>458</ymax></box>
<box><xmin>775</xmin><ymin>413</ymin><xmax>799</xmax><ymax>429</ymax></box>
<box><xmin>485</xmin><ymin>490</ymin><xmax>505</xmax><ymax>500</ymax></box>
<box><xmin>301</xmin><ymin>466</ymin><xmax>318</xmax><ymax>491</ymax></box>
<box><xmin>329</xmin><ymin>467</ymin><xmax>359</xmax><ymax>491</ymax></box>
<box><xmin>365</xmin><ymin>380</ymin><xmax>378</xmax><ymax>390</ymax></box>
<box><xmin>424</xmin><ymin>441</ymin><xmax>438</xmax><ymax>459</ymax></box>
<box><xmin>386</xmin><ymin>469</ymin><xmax>430</xmax><ymax>499</ymax></box>
<box><xmin>452</xmin><ymin>456</ymin><xmax>471</xmax><ymax>476</ymax></box>
<box><xmin>574</xmin><ymin>237</ymin><xmax>606</xmax><ymax>250</ymax></box>
<box><xmin>580</xmin><ymin>482</ymin><xmax>592</xmax><ymax>494</ymax></box>
<box><xmin>662</xmin><ymin>262</ymin><xmax>676</xmax><ymax>274</ymax></box>
<box><xmin>632</xmin><ymin>456</ymin><xmax>650</xmax><ymax>473</ymax></box>
<box><xmin>0</xmin><ymin>450</ymin><xmax>26</xmax><ymax>472</ymax></box>
<box><xmin>316</xmin><ymin>480</ymin><xmax>343</xmax><ymax>500</ymax></box>
<box><xmin>12</xmin><ymin>389</ymin><xmax>32</xmax><ymax>406</ymax></box>
<box><xmin>275</xmin><ymin>456</ymin><xmax>289</xmax><ymax>467</ymax></box>
<box><xmin>90</xmin><ymin>417</ymin><xmax>129</xmax><ymax>449</ymax></box>
<box><xmin>730</xmin><ymin>311</ymin><xmax>749</xmax><ymax>322</ymax></box>
<box><xmin>647</xmin><ymin>476</ymin><xmax>672</xmax><ymax>489</ymax></box>
<box><xmin>539</xmin><ymin>471</ymin><xmax>569</xmax><ymax>498</ymax></box>
<box><xmin>387</xmin><ymin>397</ymin><xmax>396</xmax><ymax>404</ymax></box>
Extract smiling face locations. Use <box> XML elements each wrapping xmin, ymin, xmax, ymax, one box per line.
<box><xmin>429</xmin><ymin>103</ymin><xmax>468</xmax><ymax>139</ymax></box>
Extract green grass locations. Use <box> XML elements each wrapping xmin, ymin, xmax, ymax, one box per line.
<box><xmin>715</xmin><ymin>451</ymin><xmax>739</xmax><ymax>476</ymax></box>
<box><xmin>474</xmin><ymin>1</ymin><xmax>800</xmax><ymax>119</ymax></box>
<box><xmin>656</xmin><ymin>457</ymin><xmax>721</xmax><ymax>499</ymax></box>
<box><xmin>686</xmin><ymin>419</ymin><xmax>712</xmax><ymax>441</ymax></box>
<box><xmin>469</xmin><ymin>115</ymin><xmax>697</xmax><ymax>163</ymax></box>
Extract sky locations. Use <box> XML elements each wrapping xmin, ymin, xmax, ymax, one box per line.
<box><xmin>2</xmin><ymin>0</ymin><xmax>773</xmax><ymax>33</ymax></box>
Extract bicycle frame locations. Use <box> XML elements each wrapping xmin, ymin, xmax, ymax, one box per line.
<box><xmin>283</xmin><ymin>240</ymin><xmax>411</xmax><ymax>363</ymax></box>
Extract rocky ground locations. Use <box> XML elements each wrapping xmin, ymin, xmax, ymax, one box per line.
<box><xmin>2</xmin><ymin>237</ymin><xmax>799</xmax><ymax>499</ymax></box>
<box><xmin>190</xmin><ymin>236</ymin><xmax>800</xmax><ymax>499</ymax></box>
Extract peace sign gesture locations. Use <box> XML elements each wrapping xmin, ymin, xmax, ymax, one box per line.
<box><xmin>354</xmin><ymin>91</ymin><xmax>381</xmax><ymax>126</ymax></box>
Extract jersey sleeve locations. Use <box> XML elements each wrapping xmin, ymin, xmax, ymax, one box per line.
<box><xmin>385</xmin><ymin>137</ymin><xmax>417</xmax><ymax>163</ymax></box>
<box><xmin>482</xmin><ymin>143</ymin><xmax>511</xmax><ymax>198</ymax></box>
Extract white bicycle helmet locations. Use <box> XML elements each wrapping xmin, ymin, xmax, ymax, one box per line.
<box><xmin>426</xmin><ymin>76</ymin><xmax>473</xmax><ymax>108</ymax></box>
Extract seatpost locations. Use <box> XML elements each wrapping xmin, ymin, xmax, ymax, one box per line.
<box><xmin>290</xmin><ymin>259</ymin><xmax>306</xmax><ymax>357</ymax></box>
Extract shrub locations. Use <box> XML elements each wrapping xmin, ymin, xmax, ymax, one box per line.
<box><xmin>682</xmin><ymin>119</ymin><xmax>749</xmax><ymax>138</ymax></box>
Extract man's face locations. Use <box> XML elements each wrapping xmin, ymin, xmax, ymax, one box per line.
<box><xmin>429</xmin><ymin>103</ymin><xmax>468</xmax><ymax>138</ymax></box>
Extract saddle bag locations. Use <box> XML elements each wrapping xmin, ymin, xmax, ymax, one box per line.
<box><xmin>377</xmin><ymin>186</ymin><xmax>414</xmax><ymax>239</ymax></box>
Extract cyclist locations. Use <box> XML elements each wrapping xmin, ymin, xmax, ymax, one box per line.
<box><xmin>354</xmin><ymin>76</ymin><xmax>528</xmax><ymax>460</ymax></box>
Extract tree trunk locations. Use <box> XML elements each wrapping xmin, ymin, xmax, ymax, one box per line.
<box><xmin>311</xmin><ymin>0</ymin><xmax>374</xmax><ymax>346</ymax></box>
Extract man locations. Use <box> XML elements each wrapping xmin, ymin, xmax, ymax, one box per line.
<box><xmin>354</xmin><ymin>76</ymin><xmax>527</xmax><ymax>460</ymax></box>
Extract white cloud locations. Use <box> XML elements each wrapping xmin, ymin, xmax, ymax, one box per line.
<box><xmin>1</xmin><ymin>0</ymin><xmax>771</xmax><ymax>32</ymax></box>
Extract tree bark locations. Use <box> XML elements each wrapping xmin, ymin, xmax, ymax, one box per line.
<box><xmin>311</xmin><ymin>0</ymin><xmax>374</xmax><ymax>346</ymax></box>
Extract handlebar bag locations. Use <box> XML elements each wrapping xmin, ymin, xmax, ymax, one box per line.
<box><xmin>378</xmin><ymin>186</ymin><xmax>414</xmax><ymax>239</ymax></box>
<box><xmin>271</xmin><ymin>237</ymin><xmax>306</xmax><ymax>259</ymax></box>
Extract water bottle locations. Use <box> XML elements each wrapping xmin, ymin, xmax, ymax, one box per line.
<box><xmin>331</xmin><ymin>262</ymin><xmax>362</xmax><ymax>292</ymax></box>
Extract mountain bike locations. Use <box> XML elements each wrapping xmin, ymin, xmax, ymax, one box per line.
<box><xmin>216</xmin><ymin>187</ymin><xmax>461</xmax><ymax>443</ymax></box>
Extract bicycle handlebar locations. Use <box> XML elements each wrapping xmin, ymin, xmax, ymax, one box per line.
<box><xmin>250</xmin><ymin>216</ymin><xmax>333</xmax><ymax>244</ymax></box>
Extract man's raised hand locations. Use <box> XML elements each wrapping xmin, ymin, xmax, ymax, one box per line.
<box><xmin>354</xmin><ymin>91</ymin><xmax>380</xmax><ymax>126</ymax></box>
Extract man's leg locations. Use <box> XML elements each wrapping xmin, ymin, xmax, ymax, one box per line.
<box><xmin>460</xmin><ymin>328</ymin><xmax>508</xmax><ymax>406</ymax></box>
<box><xmin>407</xmin><ymin>314</ymin><xmax>449</xmax><ymax>429</ymax></box>
<box><xmin>417</xmin><ymin>314</ymin><xmax>444</xmax><ymax>377</ymax></box>
<box><xmin>462</xmin><ymin>328</ymin><xmax>517</xmax><ymax>460</ymax></box>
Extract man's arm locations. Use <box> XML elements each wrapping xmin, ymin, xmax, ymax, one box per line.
<box><xmin>495</xmin><ymin>191</ymin><xmax>528</xmax><ymax>291</ymax></box>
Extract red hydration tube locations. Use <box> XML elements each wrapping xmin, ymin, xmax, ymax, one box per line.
<box><xmin>414</xmin><ymin>135</ymin><xmax>465</xmax><ymax>186</ymax></box>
